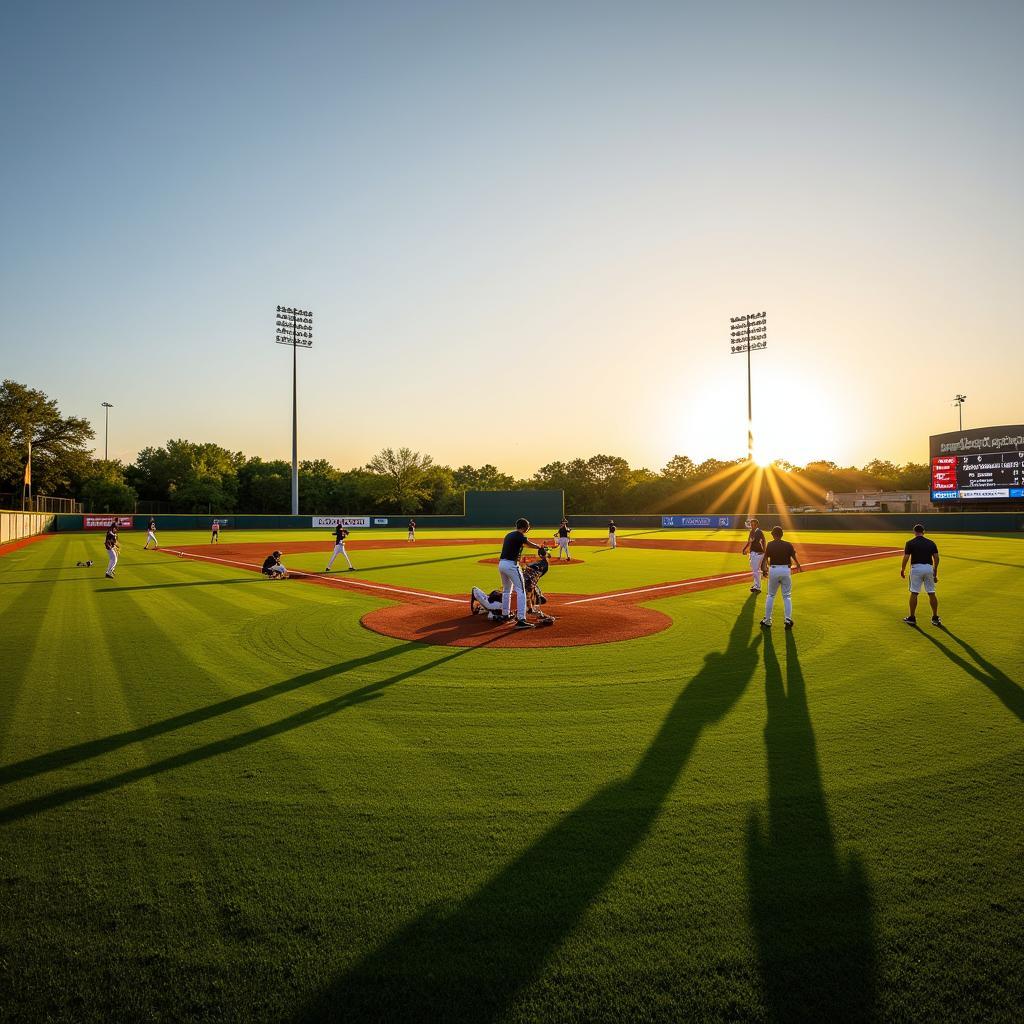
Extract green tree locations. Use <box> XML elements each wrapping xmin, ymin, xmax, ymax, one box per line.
<box><xmin>299</xmin><ymin>459</ymin><xmax>340</xmax><ymax>514</ymax></box>
<box><xmin>366</xmin><ymin>448</ymin><xmax>435</xmax><ymax>512</ymax></box>
<box><xmin>80</xmin><ymin>459</ymin><xmax>137</xmax><ymax>513</ymax></box>
<box><xmin>0</xmin><ymin>380</ymin><xmax>94</xmax><ymax>496</ymax></box>
<box><xmin>452</xmin><ymin>464</ymin><xmax>516</xmax><ymax>492</ymax></box>
<box><xmin>127</xmin><ymin>440</ymin><xmax>243</xmax><ymax>512</ymax></box>
<box><xmin>238</xmin><ymin>458</ymin><xmax>292</xmax><ymax>513</ymax></box>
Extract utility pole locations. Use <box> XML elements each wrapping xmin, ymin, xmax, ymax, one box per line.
<box><xmin>101</xmin><ymin>402</ymin><xmax>113</xmax><ymax>461</ymax></box>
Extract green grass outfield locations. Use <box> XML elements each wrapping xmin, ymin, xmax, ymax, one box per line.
<box><xmin>1</xmin><ymin>528</ymin><xmax>1022</xmax><ymax>1022</ymax></box>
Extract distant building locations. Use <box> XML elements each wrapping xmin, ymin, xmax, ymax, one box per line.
<box><xmin>826</xmin><ymin>490</ymin><xmax>932</xmax><ymax>513</ymax></box>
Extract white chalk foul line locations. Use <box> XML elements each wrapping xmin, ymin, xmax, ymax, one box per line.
<box><xmin>161</xmin><ymin>549</ymin><xmax>464</xmax><ymax>604</ymax></box>
<box><xmin>563</xmin><ymin>549</ymin><xmax>900</xmax><ymax>606</ymax></box>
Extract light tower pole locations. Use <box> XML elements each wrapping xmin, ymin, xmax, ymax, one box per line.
<box><xmin>275</xmin><ymin>306</ymin><xmax>313</xmax><ymax>515</ymax></box>
<box><xmin>101</xmin><ymin>402</ymin><xmax>113</xmax><ymax>461</ymax></box>
<box><xmin>730</xmin><ymin>312</ymin><xmax>767</xmax><ymax>461</ymax></box>
<box><xmin>954</xmin><ymin>394</ymin><xmax>967</xmax><ymax>431</ymax></box>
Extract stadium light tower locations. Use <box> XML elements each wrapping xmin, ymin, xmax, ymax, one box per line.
<box><xmin>954</xmin><ymin>394</ymin><xmax>967</xmax><ymax>431</ymax></box>
<box><xmin>101</xmin><ymin>402</ymin><xmax>113</xmax><ymax>461</ymax></box>
<box><xmin>730</xmin><ymin>312</ymin><xmax>767</xmax><ymax>461</ymax></box>
<box><xmin>275</xmin><ymin>306</ymin><xmax>313</xmax><ymax>515</ymax></box>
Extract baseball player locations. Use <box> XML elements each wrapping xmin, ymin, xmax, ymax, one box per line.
<box><xmin>471</xmin><ymin>547</ymin><xmax>554</xmax><ymax>624</ymax></box>
<box><xmin>143</xmin><ymin>518</ymin><xmax>158</xmax><ymax>550</ymax></box>
<box><xmin>497</xmin><ymin>518</ymin><xmax>545</xmax><ymax>628</ymax></box>
<box><xmin>261</xmin><ymin>550</ymin><xmax>288</xmax><ymax>579</ymax></box>
<box><xmin>407</xmin><ymin>518</ymin><xmax>416</xmax><ymax>542</ymax></box>
<box><xmin>607</xmin><ymin>520</ymin><xmax>617</xmax><ymax>549</ymax></box>
<box><xmin>104</xmin><ymin>523</ymin><xmax>120</xmax><ymax>578</ymax></box>
<box><xmin>759</xmin><ymin>526</ymin><xmax>802</xmax><ymax>630</ymax></box>
<box><xmin>901</xmin><ymin>524</ymin><xmax>941</xmax><ymax>626</ymax></box>
<box><xmin>325</xmin><ymin>524</ymin><xmax>355</xmax><ymax>572</ymax></box>
<box><xmin>741</xmin><ymin>517</ymin><xmax>766</xmax><ymax>593</ymax></box>
<box><xmin>554</xmin><ymin>520</ymin><xmax>572</xmax><ymax>561</ymax></box>
<box><xmin>211</xmin><ymin>520</ymin><xmax>220</xmax><ymax>544</ymax></box>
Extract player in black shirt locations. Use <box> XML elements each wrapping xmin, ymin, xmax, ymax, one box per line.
<box><xmin>407</xmin><ymin>519</ymin><xmax>416</xmax><ymax>543</ymax></box>
<box><xmin>471</xmin><ymin>547</ymin><xmax>554</xmax><ymax>624</ymax></box>
<box><xmin>759</xmin><ymin>526</ymin><xmax>802</xmax><ymax>629</ymax></box>
<box><xmin>607</xmin><ymin>520</ymin><xmax>617</xmax><ymax>549</ymax></box>
<box><xmin>104</xmin><ymin>524</ymin><xmax>120</xmax><ymax>579</ymax></box>
<box><xmin>554</xmin><ymin>520</ymin><xmax>572</xmax><ymax>561</ymax></box>
<box><xmin>900</xmin><ymin>525</ymin><xmax>940</xmax><ymax>625</ymax></box>
<box><xmin>325</xmin><ymin>524</ymin><xmax>355</xmax><ymax>571</ymax></box>
<box><xmin>741</xmin><ymin>518</ymin><xmax>766</xmax><ymax>593</ymax></box>
<box><xmin>144</xmin><ymin>518</ymin><xmax>158</xmax><ymax>550</ymax></box>
<box><xmin>262</xmin><ymin>550</ymin><xmax>288</xmax><ymax>579</ymax></box>
<box><xmin>497</xmin><ymin>518</ymin><xmax>545</xmax><ymax>628</ymax></box>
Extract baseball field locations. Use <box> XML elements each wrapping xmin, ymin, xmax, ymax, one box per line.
<box><xmin>1</xmin><ymin>526</ymin><xmax>1022</xmax><ymax>1022</ymax></box>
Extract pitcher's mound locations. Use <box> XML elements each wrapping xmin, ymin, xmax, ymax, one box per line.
<box><xmin>361</xmin><ymin>601</ymin><xmax>671</xmax><ymax>648</ymax></box>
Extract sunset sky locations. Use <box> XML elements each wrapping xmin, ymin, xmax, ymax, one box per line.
<box><xmin>2</xmin><ymin>1</ymin><xmax>1021</xmax><ymax>475</ymax></box>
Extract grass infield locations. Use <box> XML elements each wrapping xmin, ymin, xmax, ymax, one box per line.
<box><xmin>1</xmin><ymin>527</ymin><xmax>1022</xmax><ymax>1022</ymax></box>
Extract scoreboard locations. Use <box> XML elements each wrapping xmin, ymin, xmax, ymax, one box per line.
<box><xmin>930</xmin><ymin>425</ymin><xmax>1024</xmax><ymax>502</ymax></box>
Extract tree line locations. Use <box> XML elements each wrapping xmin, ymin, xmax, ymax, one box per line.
<box><xmin>1</xmin><ymin>380</ymin><xmax>931</xmax><ymax>515</ymax></box>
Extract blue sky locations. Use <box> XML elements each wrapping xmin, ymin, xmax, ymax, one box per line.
<box><xmin>2</xmin><ymin>0</ymin><xmax>1021</xmax><ymax>472</ymax></box>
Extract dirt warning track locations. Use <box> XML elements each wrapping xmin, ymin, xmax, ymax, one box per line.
<box><xmin>162</xmin><ymin>540</ymin><xmax>897</xmax><ymax>649</ymax></box>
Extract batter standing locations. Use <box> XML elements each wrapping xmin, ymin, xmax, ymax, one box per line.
<box><xmin>741</xmin><ymin>518</ymin><xmax>766</xmax><ymax>593</ymax></box>
<box><xmin>901</xmin><ymin>524</ymin><xmax>941</xmax><ymax>626</ymax></box>
<box><xmin>497</xmin><ymin>518</ymin><xmax>545</xmax><ymax>629</ymax></box>
<box><xmin>760</xmin><ymin>526</ymin><xmax>802</xmax><ymax>629</ymax></box>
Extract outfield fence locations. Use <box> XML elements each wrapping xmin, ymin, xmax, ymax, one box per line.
<box><xmin>49</xmin><ymin>509</ymin><xmax>1024</xmax><ymax>533</ymax></box>
<box><xmin>0</xmin><ymin>510</ymin><xmax>56</xmax><ymax>545</ymax></box>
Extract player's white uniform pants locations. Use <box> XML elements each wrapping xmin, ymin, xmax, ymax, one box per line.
<box><xmin>557</xmin><ymin>537</ymin><xmax>570</xmax><ymax>559</ymax></box>
<box><xmin>763</xmin><ymin>566</ymin><xmax>792</xmax><ymax>623</ymax></box>
<box><xmin>106</xmin><ymin>548</ymin><xmax>118</xmax><ymax>575</ymax></box>
<box><xmin>908</xmin><ymin>564</ymin><xmax>936</xmax><ymax>594</ymax></box>
<box><xmin>326</xmin><ymin>543</ymin><xmax>353</xmax><ymax>570</ymax></box>
<box><xmin>749</xmin><ymin>552</ymin><xmax>764</xmax><ymax>589</ymax></box>
<box><xmin>471</xmin><ymin>586</ymin><xmax>503</xmax><ymax>614</ymax></box>
<box><xmin>407</xmin><ymin>529</ymin><xmax>415</xmax><ymax>542</ymax></box>
<box><xmin>145</xmin><ymin>530</ymin><xmax>157</xmax><ymax>548</ymax></box>
<box><xmin>608</xmin><ymin>532</ymin><xmax>617</xmax><ymax>549</ymax></box>
<box><xmin>498</xmin><ymin>558</ymin><xmax>527</xmax><ymax>619</ymax></box>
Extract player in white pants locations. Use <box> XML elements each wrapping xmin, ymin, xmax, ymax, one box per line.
<box><xmin>901</xmin><ymin>524</ymin><xmax>941</xmax><ymax>626</ymax></box>
<box><xmin>497</xmin><ymin>518</ymin><xmax>545</xmax><ymax>627</ymax></box>
<box><xmin>760</xmin><ymin>526</ymin><xmax>802</xmax><ymax>628</ymax></box>
<box><xmin>607</xmin><ymin>520</ymin><xmax>617</xmax><ymax>549</ymax></box>
<box><xmin>470</xmin><ymin>586</ymin><xmax>504</xmax><ymax>619</ymax></box>
<box><xmin>104</xmin><ymin>524</ymin><xmax>119</xmax><ymax>578</ymax></box>
<box><xmin>325</xmin><ymin>524</ymin><xmax>354</xmax><ymax>571</ymax></box>
<box><xmin>143</xmin><ymin>518</ymin><xmax>158</xmax><ymax>549</ymax></box>
<box><xmin>554</xmin><ymin>520</ymin><xmax>571</xmax><ymax>560</ymax></box>
<box><xmin>741</xmin><ymin>518</ymin><xmax>766</xmax><ymax>593</ymax></box>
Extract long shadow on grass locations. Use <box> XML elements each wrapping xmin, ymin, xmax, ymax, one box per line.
<box><xmin>915</xmin><ymin>626</ymin><xmax>1023</xmax><ymax>723</ymax></box>
<box><xmin>746</xmin><ymin>631</ymin><xmax>876</xmax><ymax>1023</ymax></box>
<box><xmin>0</xmin><ymin>642</ymin><xmax>483</xmax><ymax>819</ymax></box>
<box><xmin>94</xmin><ymin>577</ymin><xmax>266</xmax><ymax>593</ymax></box>
<box><xmin>294</xmin><ymin>597</ymin><xmax>763</xmax><ymax>1023</ymax></box>
<box><xmin>349</xmin><ymin>551</ymin><xmax>493</xmax><ymax>574</ymax></box>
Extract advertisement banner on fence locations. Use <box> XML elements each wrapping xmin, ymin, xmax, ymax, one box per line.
<box><xmin>84</xmin><ymin>515</ymin><xmax>134</xmax><ymax>529</ymax></box>
<box><xmin>661</xmin><ymin>515</ymin><xmax>732</xmax><ymax>529</ymax></box>
<box><xmin>373</xmin><ymin>518</ymin><xmax>389</xmax><ymax>525</ymax></box>
<box><xmin>312</xmin><ymin>516</ymin><xmax>370</xmax><ymax>529</ymax></box>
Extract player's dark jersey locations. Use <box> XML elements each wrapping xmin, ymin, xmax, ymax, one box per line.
<box><xmin>500</xmin><ymin>530</ymin><xmax>529</xmax><ymax>562</ymax></box>
<box><xmin>487</xmin><ymin>589</ymin><xmax>502</xmax><ymax>604</ymax></box>
<box><xmin>904</xmin><ymin>536</ymin><xmax>938</xmax><ymax>564</ymax></box>
<box><xmin>261</xmin><ymin>554</ymin><xmax>279</xmax><ymax>573</ymax></box>
<box><xmin>408</xmin><ymin>520</ymin><xmax>416</xmax><ymax>530</ymax></box>
<box><xmin>104</xmin><ymin>529</ymin><xmax>117</xmax><ymax>549</ymax></box>
<box><xmin>608</xmin><ymin>522</ymin><xmax>616</xmax><ymax>533</ymax></box>
<box><xmin>148</xmin><ymin>519</ymin><xmax>156</xmax><ymax>531</ymax></box>
<box><xmin>765</xmin><ymin>539</ymin><xmax>796</xmax><ymax>566</ymax></box>
<box><xmin>558</xmin><ymin>525</ymin><xmax>569</xmax><ymax>538</ymax></box>
<box><xmin>334</xmin><ymin>526</ymin><xmax>348</xmax><ymax>544</ymax></box>
<box><xmin>523</xmin><ymin>557</ymin><xmax>549</xmax><ymax>591</ymax></box>
<box><xmin>747</xmin><ymin>528</ymin><xmax>765</xmax><ymax>553</ymax></box>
